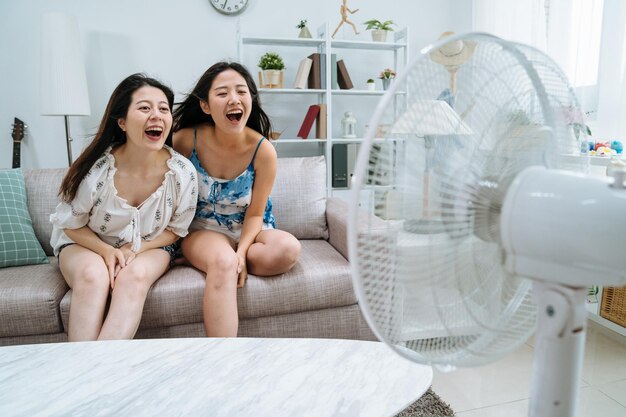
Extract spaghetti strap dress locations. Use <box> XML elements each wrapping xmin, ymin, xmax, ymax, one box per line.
<box><xmin>188</xmin><ymin>129</ymin><xmax>275</xmax><ymax>242</ymax></box>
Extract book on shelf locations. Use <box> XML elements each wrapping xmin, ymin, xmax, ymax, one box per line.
<box><xmin>307</xmin><ymin>53</ymin><xmax>321</xmax><ymax>89</ymax></box>
<box><xmin>330</xmin><ymin>54</ymin><xmax>338</xmax><ymax>89</ymax></box>
<box><xmin>332</xmin><ymin>143</ymin><xmax>349</xmax><ymax>187</ymax></box>
<box><xmin>337</xmin><ymin>59</ymin><xmax>354</xmax><ymax>89</ymax></box>
<box><xmin>316</xmin><ymin>103</ymin><xmax>327</xmax><ymax>139</ymax></box>
<box><xmin>320</xmin><ymin>53</ymin><xmax>326</xmax><ymax>89</ymax></box>
<box><xmin>332</xmin><ymin>143</ymin><xmax>358</xmax><ymax>188</ymax></box>
<box><xmin>297</xmin><ymin>104</ymin><xmax>321</xmax><ymax>139</ymax></box>
<box><xmin>293</xmin><ymin>57</ymin><xmax>313</xmax><ymax>89</ymax></box>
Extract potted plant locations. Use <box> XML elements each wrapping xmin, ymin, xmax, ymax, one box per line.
<box><xmin>379</xmin><ymin>68</ymin><xmax>396</xmax><ymax>90</ymax></box>
<box><xmin>363</xmin><ymin>19</ymin><xmax>396</xmax><ymax>42</ymax></box>
<box><xmin>297</xmin><ymin>19</ymin><xmax>312</xmax><ymax>38</ymax></box>
<box><xmin>366</xmin><ymin>78</ymin><xmax>375</xmax><ymax>91</ymax></box>
<box><xmin>258</xmin><ymin>52</ymin><xmax>285</xmax><ymax>88</ymax></box>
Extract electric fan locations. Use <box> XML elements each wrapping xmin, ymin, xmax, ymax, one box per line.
<box><xmin>348</xmin><ymin>32</ymin><xmax>626</xmax><ymax>417</ymax></box>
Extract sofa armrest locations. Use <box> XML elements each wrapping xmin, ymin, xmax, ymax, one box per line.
<box><xmin>326</xmin><ymin>197</ymin><xmax>350</xmax><ymax>260</ymax></box>
<box><xmin>326</xmin><ymin>197</ymin><xmax>388</xmax><ymax>260</ymax></box>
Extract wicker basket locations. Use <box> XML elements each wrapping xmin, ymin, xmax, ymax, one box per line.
<box><xmin>600</xmin><ymin>285</ymin><xmax>626</xmax><ymax>328</ymax></box>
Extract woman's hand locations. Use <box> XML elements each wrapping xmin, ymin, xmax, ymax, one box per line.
<box><xmin>63</xmin><ymin>226</ymin><xmax>131</xmax><ymax>289</ymax></box>
<box><xmin>100</xmin><ymin>246</ymin><xmax>126</xmax><ymax>289</ymax></box>
<box><xmin>236</xmin><ymin>252</ymin><xmax>248</xmax><ymax>288</ymax></box>
<box><xmin>119</xmin><ymin>243</ymin><xmax>137</xmax><ymax>266</ymax></box>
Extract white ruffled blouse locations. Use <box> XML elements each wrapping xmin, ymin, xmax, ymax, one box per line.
<box><xmin>50</xmin><ymin>145</ymin><xmax>198</xmax><ymax>256</ymax></box>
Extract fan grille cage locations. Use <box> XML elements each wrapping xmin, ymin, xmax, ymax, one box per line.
<box><xmin>351</xmin><ymin>33</ymin><xmax>589</xmax><ymax>366</ymax></box>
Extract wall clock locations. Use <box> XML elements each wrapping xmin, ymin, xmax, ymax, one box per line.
<box><xmin>210</xmin><ymin>0</ymin><xmax>249</xmax><ymax>16</ymax></box>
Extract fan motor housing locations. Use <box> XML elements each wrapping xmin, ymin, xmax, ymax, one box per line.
<box><xmin>500</xmin><ymin>166</ymin><xmax>626</xmax><ymax>287</ymax></box>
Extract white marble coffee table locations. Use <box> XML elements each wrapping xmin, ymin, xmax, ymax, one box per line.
<box><xmin>0</xmin><ymin>337</ymin><xmax>432</xmax><ymax>417</ymax></box>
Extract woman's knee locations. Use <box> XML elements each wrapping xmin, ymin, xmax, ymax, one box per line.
<box><xmin>205</xmin><ymin>252</ymin><xmax>239</xmax><ymax>288</ymax></box>
<box><xmin>114</xmin><ymin>263</ymin><xmax>151</xmax><ymax>296</ymax></box>
<box><xmin>279</xmin><ymin>238</ymin><xmax>301</xmax><ymax>268</ymax></box>
<box><xmin>252</xmin><ymin>236</ymin><xmax>301</xmax><ymax>274</ymax></box>
<box><xmin>72</xmin><ymin>264</ymin><xmax>109</xmax><ymax>293</ymax></box>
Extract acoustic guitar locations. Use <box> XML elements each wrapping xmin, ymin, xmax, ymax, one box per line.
<box><xmin>11</xmin><ymin>117</ymin><xmax>25</xmax><ymax>169</ymax></box>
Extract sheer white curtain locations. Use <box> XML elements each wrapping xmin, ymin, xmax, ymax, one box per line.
<box><xmin>594</xmin><ymin>0</ymin><xmax>626</xmax><ymax>139</ymax></box>
<box><xmin>473</xmin><ymin>0</ymin><xmax>626</xmax><ymax>140</ymax></box>
<box><xmin>472</xmin><ymin>0</ymin><xmax>547</xmax><ymax>50</ymax></box>
<box><xmin>547</xmin><ymin>0</ymin><xmax>603</xmax><ymax>87</ymax></box>
<box><xmin>548</xmin><ymin>0</ymin><xmax>626</xmax><ymax>139</ymax></box>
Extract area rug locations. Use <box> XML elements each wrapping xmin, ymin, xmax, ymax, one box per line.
<box><xmin>394</xmin><ymin>388</ymin><xmax>456</xmax><ymax>417</ymax></box>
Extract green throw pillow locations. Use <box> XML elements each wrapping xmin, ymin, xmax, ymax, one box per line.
<box><xmin>0</xmin><ymin>169</ymin><xmax>48</xmax><ymax>267</ymax></box>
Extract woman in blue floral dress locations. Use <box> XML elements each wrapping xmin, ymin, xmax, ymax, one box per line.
<box><xmin>173</xmin><ymin>62</ymin><xmax>301</xmax><ymax>337</ymax></box>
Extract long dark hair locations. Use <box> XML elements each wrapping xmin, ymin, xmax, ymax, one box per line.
<box><xmin>173</xmin><ymin>61</ymin><xmax>272</xmax><ymax>138</ymax></box>
<box><xmin>59</xmin><ymin>73</ymin><xmax>175</xmax><ymax>202</ymax></box>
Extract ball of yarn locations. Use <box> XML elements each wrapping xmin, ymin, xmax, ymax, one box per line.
<box><xmin>610</xmin><ymin>140</ymin><xmax>623</xmax><ymax>154</ymax></box>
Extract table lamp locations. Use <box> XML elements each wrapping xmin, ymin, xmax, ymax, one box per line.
<box><xmin>40</xmin><ymin>11</ymin><xmax>91</xmax><ymax>166</ymax></box>
<box><xmin>391</xmin><ymin>100</ymin><xmax>472</xmax><ymax>228</ymax></box>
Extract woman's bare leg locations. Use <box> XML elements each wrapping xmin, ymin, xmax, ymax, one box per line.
<box><xmin>246</xmin><ymin>229</ymin><xmax>301</xmax><ymax>276</ymax></box>
<box><xmin>182</xmin><ymin>230</ymin><xmax>239</xmax><ymax>337</ymax></box>
<box><xmin>97</xmin><ymin>249</ymin><xmax>170</xmax><ymax>340</ymax></box>
<box><xmin>59</xmin><ymin>245</ymin><xmax>110</xmax><ymax>341</ymax></box>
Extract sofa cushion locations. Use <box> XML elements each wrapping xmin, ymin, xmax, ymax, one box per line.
<box><xmin>135</xmin><ymin>305</ymin><xmax>375</xmax><ymax>341</ymax></box>
<box><xmin>60</xmin><ymin>240</ymin><xmax>355</xmax><ymax>331</ymax></box>
<box><xmin>24</xmin><ymin>168</ymin><xmax>66</xmax><ymax>256</ymax></box>
<box><xmin>0</xmin><ymin>257</ymin><xmax>67</xmax><ymax>337</ymax></box>
<box><xmin>0</xmin><ymin>169</ymin><xmax>48</xmax><ymax>267</ymax></box>
<box><xmin>271</xmin><ymin>156</ymin><xmax>328</xmax><ymax>240</ymax></box>
<box><xmin>236</xmin><ymin>240</ymin><xmax>354</xmax><ymax>318</ymax></box>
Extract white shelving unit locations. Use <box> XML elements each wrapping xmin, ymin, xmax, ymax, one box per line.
<box><xmin>237</xmin><ymin>23</ymin><xmax>409</xmax><ymax>196</ymax></box>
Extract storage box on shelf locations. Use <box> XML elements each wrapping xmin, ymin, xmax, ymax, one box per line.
<box><xmin>586</xmin><ymin>285</ymin><xmax>626</xmax><ymax>337</ymax></box>
<box><xmin>237</xmin><ymin>23</ymin><xmax>408</xmax><ymax>197</ymax></box>
<box><xmin>600</xmin><ymin>286</ymin><xmax>626</xmax><ymax>328</ymax></box>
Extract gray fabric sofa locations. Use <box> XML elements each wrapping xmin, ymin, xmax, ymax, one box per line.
<box><xmin>0</xmin><ymin>156</ymin><xmax>375</xmax><ymax>346</ymax></box>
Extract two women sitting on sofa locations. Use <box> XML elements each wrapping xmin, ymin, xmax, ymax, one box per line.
<box><xmin>50</xmin><ymin>63</ymin><xmax>300</xmax><ymax>342</ymax></box>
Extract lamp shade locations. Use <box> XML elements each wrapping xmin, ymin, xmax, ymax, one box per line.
<box><xmin>40</xmin><ymin>12</ymin><xmax>90</xmax><ymax>116</ymax></box>
<box><xmin>392</xmin><ymin>100</ymin><xmax>471</xmax><ymax>136</ymax></box>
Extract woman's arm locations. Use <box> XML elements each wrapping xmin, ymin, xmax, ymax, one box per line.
<box><xmin>120</xmin><ymin>229</ymin><xmax>179</xmax><ymax>254</ymax></box>
<box><xmin>64</xmin><ymin>226</ymin><xmax>126</xmax><ymax>288</ymax></box>
<box><xmin>235</xmin><ymin>140</ymin><xmax>277</xmax><ymax>286</ymax></box>
<box><xmin>118</xmin><ymin>229</ymin><xmax>180</xmax><ymax>268</ymax></box>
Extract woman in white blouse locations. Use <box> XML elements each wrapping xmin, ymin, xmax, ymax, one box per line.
<box><xmin>50</xmin><ymin>74</ymin><xmax>198</xmax><ymax>341</ymax></box>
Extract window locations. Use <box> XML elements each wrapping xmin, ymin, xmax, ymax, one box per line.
<box><xmin>560</xmin><ymin>0</ymin><xmax>604</xmax><ymax>87</ymax></box>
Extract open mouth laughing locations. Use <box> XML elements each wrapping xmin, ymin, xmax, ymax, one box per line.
<box><xmin>226</xmin><ymin>110</ymin><xmax>243</xmax><ymax>122</ymax></box>
<box><xmin>145</xmin><ymin>126</ymin><xmax>163</xmax><ymax>139</ymax></box>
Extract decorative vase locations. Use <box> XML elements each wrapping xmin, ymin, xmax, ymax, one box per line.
<box><xmin>263</xmin><ymin>69</ymin><xmax>282</xmax><ymax>87</ymax></box>
<box><xmin>366</xmin><ymin>82</ymin><xmax>376</xmax><ymax>91</ymax></box>
<box><xmin>382</xmin><ymin>78</ymin><xmax>392</xmax><ymax>90</ymax></box>
<box><xmin>371</xmin><ymin>29</ymin><xmax>388</xmax><ymax>42</ymax></box>
<box><xmin>298</xmin><ymin>27</ymin><xmax>312</xmax><ymax>38</ymax></box>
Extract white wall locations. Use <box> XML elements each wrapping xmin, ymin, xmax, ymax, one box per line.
<box><xmin>0</xmin><ymin>0</ymin><xmax>472</xmax><ymax>168</ymax></box>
